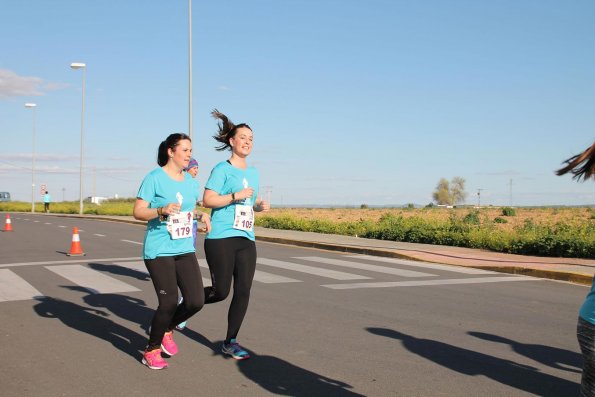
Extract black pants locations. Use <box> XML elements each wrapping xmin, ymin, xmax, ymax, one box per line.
<box><xmin>44</xmin><ymin>203</ymin><xmax>49</xmax><ymax>213</ymax></box>
<box><xmin>204</xmin><ymin>237</ymin><xmax>257</xmax><ymax>341</ymax></box>
<box><xmin>144</xmin><ymin>253</ymin><xmax>204</xmax><ymax>350</ymax></box>
<box><xmin>578</xmin><ymin>316</ymin><xmax>595</xmax><ymax>396</ymax></box>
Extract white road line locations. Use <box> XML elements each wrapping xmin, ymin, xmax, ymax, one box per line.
<box><xmin>345</xmin><ymin>254</ymin><xmax>498</xmax><ymax>275</ymax></box>
<box><xmin>0</xmin><ymin>257</ymin><xmax>141</xmax><ymax>268</ymax></box>
<box><xmin>46</xmin><ymin>265</ymin><xmax>141</xmax><ymax>294</ymax></box>
<box><xmin>0</xmin><ymin>269</ymin><xmax>44</xmax><ymax>302</ymax></box>
<box><xmin>323</xmin><ymin>276</ymin><xmax>537</xmax><ymax>290</ymax></box>
<box><xmin>94</xmin><ymin>234</ymin><xmax>106</xmax><ymax>237</ymax></box>
<box><xmin>257</xmin><ymin>258</ymin><xmax>370</xmax><ymax>280</ymax></box>
<box><xmin>121</xmin><ymin>239</ymin><xmax>143</xmax><ymax>245</ymax></box>
<box><xmin>59</xmin><ymin>225</ymin><xmax>66</xmax><ymax>228</ymax></box>
<box><xmin>296</xmin><ymin>256</ymin><xmax>436</xmax><ymax>277</ymax></box>
<box><xmin>197</xmin><ymin>259</ymin><xmax>300</xmax><ymax>284</ymax></box>
<box><xmin>44</xmin><ymin>222</ymin><xmax>52</xmax><ymax>225</ymax></box>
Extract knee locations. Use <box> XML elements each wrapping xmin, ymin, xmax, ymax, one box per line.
<box><xmin>205</xmin><ymin>285</ymin><xmax>230</xmax><ymax>303</ymax></box>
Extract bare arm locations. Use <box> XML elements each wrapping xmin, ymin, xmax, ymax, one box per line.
<box><xmin>202</xmin><ymin>187</ymin><xmax>254</xmax><ymax>209</ymax></box>
<box><xmin>133</xmin><ymin>198</ymin><xmax>180</xmax><ymax>222</ymax></box>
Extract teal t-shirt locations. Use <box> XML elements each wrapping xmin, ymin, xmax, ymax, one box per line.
<box><xmin>580</xmin><ymin>278</ymin><xmax>595</xmax><ymax>324</ymax></box>
<box><xmin>205</xmin><ymin>160</ymin><xmax>259</xmax><ymax>241</ymax></box>
<box><xmin>137</xmin><ymin>167</ymin><xmax>200</xmax><ymax>259</ymax></box>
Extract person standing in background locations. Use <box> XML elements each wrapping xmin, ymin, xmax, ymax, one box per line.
<box><xmin>43</xmin><ymin>191</ymin><xmax>51</xmax><ymax>213</ymax></box>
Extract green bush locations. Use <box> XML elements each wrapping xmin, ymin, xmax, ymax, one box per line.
<box><xmin>463</xmin><ymin>211</ymin><xmax>480</xmax><ymax>225</ymax></box>
<box><xmin>494</xmin><ymin>217</ymin><xmax>508</xmax><ymax>223</ymax></box>
<box><xmin>502</xmin><ymin>207</ymin><xmax>516</xmax><ymax>216</ymax></box>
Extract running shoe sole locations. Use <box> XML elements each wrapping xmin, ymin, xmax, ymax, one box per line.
<box><xmin>141</xmin><ymin>357</ymin><xmax>168</xmax><ymax>370</ymax></box>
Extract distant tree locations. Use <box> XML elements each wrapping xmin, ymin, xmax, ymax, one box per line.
<box><xmin>451</xmin><ymin>177</ymin><xmax>467</xmax><ymax>205</ymax></box>
<box><xmin>432</xmin><ymin>178</ymin><xmax>451</xmax><ymax>205</ymax></box>
<box><xmin>360</xmin><ymin>204</ymin><xmax>368</xmax><ymax>209</ymax></box>
<box><xmin>432</xmin><ymin>177</ymin><xmax>467</xmax><ymax>206</ymax></box>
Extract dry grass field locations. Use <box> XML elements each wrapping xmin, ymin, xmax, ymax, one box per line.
<box><xmin>257</xmin><ymin>206</ymin><xmax>594</xmax><ymax>231</ymax></box>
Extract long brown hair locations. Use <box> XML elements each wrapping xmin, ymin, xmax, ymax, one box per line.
<box><xmin>211</xmin><ymin>109</ymin><xmax>251</xmax><ymax>152</ymax></box>
<box><xmin>555</xmin><ymin>142</ymin><xmax>595</xmax><ymax>182</ymax></box>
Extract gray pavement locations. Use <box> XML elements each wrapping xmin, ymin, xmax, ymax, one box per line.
<box><xmin>18</xmin><ymin>212</ymin><xmax>595</xmax><ymax>286</ymax></box>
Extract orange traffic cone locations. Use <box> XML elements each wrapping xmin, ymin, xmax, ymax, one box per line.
<box><xmin>4</xmin><ymin>214</ymin><xmax>13</xmax><ymax>232</ymax></box>
<box><xmin>66</xmin><ymin>227</ymin><xmax>85</xmax><ymax>256</ymax></box>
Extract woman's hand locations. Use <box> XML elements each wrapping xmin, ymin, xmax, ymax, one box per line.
<box><xmin>237</xmin><ymin>187</ymin><xmax>254</xmax><ymax>201</ymax></box>
<box><xmin>255</xmin><ymin>200</ymin><xmax>270</xmax><ymax>212</ymax></box>
<box><xmin>162</xmin><ymin>203</ymin><xmax>181</xmax><ymax>216</ymax></box>
<box><xmin>197</xmin><ymin>212</ymin><xmax>212</xmax><ymax>233</ymax></box>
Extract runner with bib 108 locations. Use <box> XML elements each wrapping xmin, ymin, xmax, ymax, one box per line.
<box><xmin>196</xmin><ymin>109</ymin><xmax>270</xmax><ymax>360</ymax></box>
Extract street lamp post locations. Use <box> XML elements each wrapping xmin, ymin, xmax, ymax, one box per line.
<box><xmin>188</xmin><ymin>0</ymin><xmax>193</xmax><ymax>141</ymax></box>
<box><xmin>70</xmin><ymin>62</ymin><xmax>86</xmax><ymax>215</ymax></box>
<box><xmin>25</xmin><ymin>103</ymin><xmax>37</xmax><ymax>213</ymax></box>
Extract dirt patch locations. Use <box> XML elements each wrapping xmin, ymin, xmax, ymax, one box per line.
<box><xmin>257</xmin><ymin>206</ymin><xmax>594</xmax><ymax>231</ymax></box>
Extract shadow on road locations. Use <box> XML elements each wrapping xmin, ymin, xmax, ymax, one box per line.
<box><xmin>367</xmin><ymin>327</ymin><xmax>579</xmax><ymax>397</ymax></box>
<box><xmin>180</xmin><ymin>328</ymin><xmax>363</xmax><ymax>396</ymax></box>
<box><xmin>468</xmin><ymin>331</ymin><xmax>582</xmax><ymax>374</ymax></box>
<box><xmin>88</xmin><ymin>262</ymin><xmax>149</xmax><ymax>281</ymax></box>
<box><xmin>33</xmin><ymin>295</ymin><xmax>145</xmax><ymax>360</ymax></box>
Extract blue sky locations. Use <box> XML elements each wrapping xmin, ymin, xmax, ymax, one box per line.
<box><xmin>1</xmin><ymin>0</ymin><xmax>594</xmax><ymax>206</ymax></box>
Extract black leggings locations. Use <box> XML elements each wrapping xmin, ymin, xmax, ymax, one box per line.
<box><xmin>204</xmin><ymin>237</ymin><xmax>257</xmax><ymax>342</ymax></box>
<box><xmin>145</xmin><ymin>253</ymin><xmax>204</xmax><ymax>350</ymax></box>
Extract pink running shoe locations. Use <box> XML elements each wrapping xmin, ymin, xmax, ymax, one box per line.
<box><xmin>142</xmin><ymin>348</ymin><xmax>168</xmax><ymax>370</ymax></box>
<box><xmin>161</xmin><ymin>331</ymin><xmax>178</xmax><ymax>356</ymax></box>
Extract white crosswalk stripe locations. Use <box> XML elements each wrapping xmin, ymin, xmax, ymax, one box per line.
<box><xmin>257</xmin><ymin>258</ymin><xmax>371</xmax><ymax>280</ymax></box>
<box><xmin>0</xmin><ymin>269</ymin><xmax>44</xmax><ymax>302</ymax></box>
<box><xmin>0</xmin><ymin>254</ymin><xmax>541</xmax><ymax>301</ymax></box>
<box><xmin>345</xmin><ymin>254</ymin><xmax>498</xmax><ymax>275</ymax></box>
<box><xmin>295</xmin><ymin>256</ymin><xmax>436</xmax><ymax>277</ymax></box>
<box><xmin>197</xmin><ymin>259</ymin><xmax>300</xmax><ymax>284</ymax></box>
<box><xmin>46</xmin><ymin>265</ymin><xmax>141</xmax><ymax>294</ymax></box>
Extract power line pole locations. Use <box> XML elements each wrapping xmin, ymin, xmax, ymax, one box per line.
<box><xmin>477</xmin><ymin>188</ymin><xmax>483</xmax><ymax>208</ymax></box>
<box><xmin>509</xmin><ymin>179</ymin><xmax>513</xmax><ymax>207</ymax></box>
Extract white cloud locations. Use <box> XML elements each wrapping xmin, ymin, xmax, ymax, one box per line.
<box><xmin>1</xmin><ymin>153</ymin><xmax>79</xmax><ymax>161</ymax></box>
<box><xmin>0</xmin><ymin>69</ymin><xmax>66</xmax><ymax>99</ymax></box>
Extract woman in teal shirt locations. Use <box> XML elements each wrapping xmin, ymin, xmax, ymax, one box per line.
<box><xmin>201</xmin><ymin>110</ymin><xmax>270</xmax><ymax>360</ymax></box>
<box><xmin>557</xmin><ymin>142</ymin><xmax>595</xmax><ymax>396</ymax></box>
<box><xmin>133</xmin><ymin>133</ymin><xmax>210</xmax><ymax>370</ymax></box>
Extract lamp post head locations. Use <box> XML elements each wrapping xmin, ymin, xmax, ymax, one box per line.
<box><xmin>25</xmin><ymin>103</ymin><xmax>37</xmax><ymax>108</ymax></box>
<box><xmin>70</xmin><ymin>62</ymin><xmax>86</xmax><ymax>69</ymax></box>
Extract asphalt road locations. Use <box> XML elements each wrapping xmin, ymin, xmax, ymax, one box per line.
<box><xmin>0</xmin><ymin>214</ymin><xmax>587</xmax><ymax>396</ymax></box>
